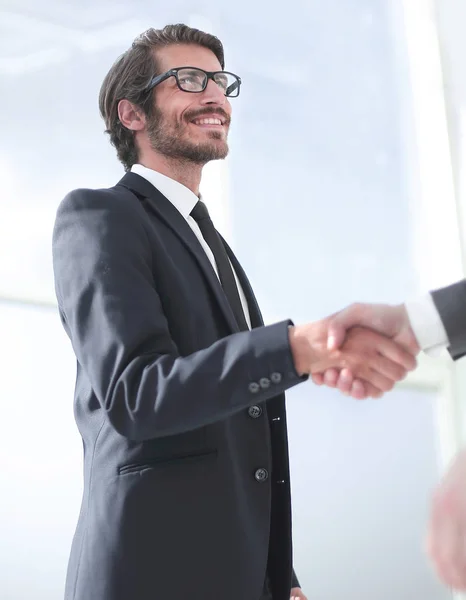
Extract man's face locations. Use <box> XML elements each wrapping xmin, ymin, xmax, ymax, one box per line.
<box><xmin>146</xmin><ymin>44</ymin><xmax>232</xmax><ymax>164</ymax></box>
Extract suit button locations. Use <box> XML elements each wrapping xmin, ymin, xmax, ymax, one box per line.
<box><xmin>248</xmin><ymin>405</ymin><xmax>263</xmax><ymax>419</ymax></box>
<box><xmin>248</xmin><ymin>382</ymin><xmax>260</xmax><ymax>394</ymax></box>
<box><xmin>259</xmin><ymin>377</ymin><xmax>271</xmax><ymax>389</ymax></box>
<box><xmin>254</xmin><ymin>468</ymin><xmax>269</xmax><ymax>482</ymax></box>
<box><xmin>270</xmin><ymin>372</ymin><xmax>282</xmax><ymax>384</ymax></box>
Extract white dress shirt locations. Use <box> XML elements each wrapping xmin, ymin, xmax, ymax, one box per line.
<box><xmin>405</xmin><ymin>294</ymin><xmax>449</xmax><ymax>356</ymax></box>
<box><xmin>131</xmin><ymin>164</ymin><xmax>251</xmax><ymax>329</ymax></box>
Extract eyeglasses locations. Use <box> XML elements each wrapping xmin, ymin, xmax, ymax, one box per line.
<box><xmin>146</xmin><ymin>67</ymin><xmax>242</xmax><ymax>98</ymax></box>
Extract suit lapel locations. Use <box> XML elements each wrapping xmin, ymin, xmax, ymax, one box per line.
<box><xmin>117</xmin><ymin>172</ymin><xmax>240</xmax><ymax>334</ymax></box>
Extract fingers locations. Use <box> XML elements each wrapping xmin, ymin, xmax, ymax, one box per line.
<box><xmin>348</xmin><ymin>378</ymin><xmax>366</xmax><ymax>399</ymax></box>
<box><xmin>333</xmin><ymin>368</ymin><xmax>353</xmax><ymax>394</ymax></box>
<box><xmin>374</xmin><ymin>334</ymin><xmax>417</xmax><ymax>372</ymax></box>
<box><xmin>347</xmin><ymin>355</ymin><xmax>400</xmax><ymax>393</ymax></box>
<box><xmin>311</xmin><ymin>373</ymin><xmax>324</xmax><ymax>385</ymax></box>
<box><xmin>346</xmin><ymin>377</ymin><xmax>384</xmax><ymax>399</ymax></box>
<box><xmin>368</xmin><ymin>354</ymin><xmax>407</xmax><ymax>385</ymax></box>
<box><xmin>334</xmin><ymin>372</ymin><xmax>384</xmax><ymax>399</ymax></box>
<box><xmin>311</xmin><ymin>370</ymin><xmax>339</xmax><ymax>388</ymax></box>
<box><xmin>358</xmin><ymin>381</ymin><xmax>383</xmax><ymax>399</ymax></box>
<box><xmin>323</xmin><ymin>368</ymin><xmax>339</xmax><ymax>387</ymax></box>
<box><xmin>359</xmin><ymin>367</ymin><xmax>395</xmax><ymax>393</ymax></box>
<box><xmin>343</xmin><ymin>329</ymin><xmax>415</xmax><ymax>389</ymax></box>
<box><xmin>315</xmin><ymin>369</ymin><xmax>385</xmax><ymax>400</ymax></box>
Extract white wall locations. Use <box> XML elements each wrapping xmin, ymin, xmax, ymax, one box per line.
<box><xmin>435</xmin><ymin>0</ymin><xmax>466</xmax><ymax>268</ymax></box>
<box><xmin>0</xmin><ymin>303</ymin><xmax>80</xmax><ymax>598</ymax></box>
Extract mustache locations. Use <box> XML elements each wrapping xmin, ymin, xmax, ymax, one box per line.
<box><xmin>184</xmin><ymin>107</ymin><xmax>231</xmax><ymax>125</ymax></box>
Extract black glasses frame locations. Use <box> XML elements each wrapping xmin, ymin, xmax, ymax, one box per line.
<box><xmin>146</xmin><ymin>67</ymin><xmax>242</xmax><ymax>97</ymax></box>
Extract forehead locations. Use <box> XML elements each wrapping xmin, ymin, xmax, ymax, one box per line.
<box><xmin>154</xmin><ymin>44</ymin><xmax>223</xmax><ymax>73</ymax></box>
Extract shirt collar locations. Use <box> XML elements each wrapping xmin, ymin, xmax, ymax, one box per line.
<box><xmin>131</xmin><ymin>164</ymin><xmax>199</xmax><ymax>219</ymax></box>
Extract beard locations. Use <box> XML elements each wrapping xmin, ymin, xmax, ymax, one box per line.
<box><xmin>146</xmin><ymin>105</ymin><xmax>230</xmax><ymax>164</ymax></box>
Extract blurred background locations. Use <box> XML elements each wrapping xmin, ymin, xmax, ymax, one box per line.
<box><xmin>2</xmin><ymin>0</ymin><xmax>466</xmax><ymax>598</ymax></box>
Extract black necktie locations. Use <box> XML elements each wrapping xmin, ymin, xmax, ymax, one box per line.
<box><xmin>191</xmin><ymin>201</ymin><xmax>249</xmax><ymax>331</ymax></box>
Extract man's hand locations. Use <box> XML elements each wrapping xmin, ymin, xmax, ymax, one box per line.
<box><xmin>290</xmin><ymin>587</ymin><xmax>307</xmax><ymax>600</ymax></box>
<box><xmin>426</xmin><ymin>448</ymin><xmax>466</xmax><ymax>590</ymax></box>
<box><xmin>289</xmin><ymin>318</ymin><xmax>417</xmax><ymax>396</ymax></box>
<box><xmin>310</xmin><ymin>303</ymin><xmax>420</xmax><ymax>398</ymax></box>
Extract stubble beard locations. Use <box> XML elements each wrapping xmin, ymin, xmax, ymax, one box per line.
<box><xmin>146</xmin><ymin>106</ymin><xmax>229</xmax><ymax>165</ymax></box>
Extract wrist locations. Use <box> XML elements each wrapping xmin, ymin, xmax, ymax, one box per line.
<box><xmin>288</xmin><ymin>322</ymin><xmax>323</xmax><ymax>375</ymax></box>
<box><xmin>288</xmin><ymin>326</ymin><xmax>306</xmax><ymax>375</ymax></box>
<box><xmin>399</xmin><ymin>301</ymin><xmax>424</xmax><ymax>353</ymax></box>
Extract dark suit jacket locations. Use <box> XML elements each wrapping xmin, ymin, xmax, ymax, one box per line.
<box><xmin>52</xmin><ymin>172</ymin><xmax>305</xmax><ymax>600</ymax></box>
<box><xmin>431</xmin><ymin>280</ymin><xmax>466</xmax><ymax>359</ymax></box>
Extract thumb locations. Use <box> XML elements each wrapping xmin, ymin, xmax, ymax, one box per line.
<box><xmin>327</xmin><ymin>321</ymin><xmax>347</xmax><ymax>351</ymax></box>
<box><xmin>327</xmin><ymin>306</ymin><xmax>360</xmax><ymax>350</ymax></box>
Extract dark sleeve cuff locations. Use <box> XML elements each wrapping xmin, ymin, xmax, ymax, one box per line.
<box><xmin>431</xmin><ymin>282</ymin><xmax>466</xmax><ymax>360</ymax></box>
<box><xmin>245</xmin><ymin>320</ymin><xmax>308</xmax><ymax>404</ymax></box>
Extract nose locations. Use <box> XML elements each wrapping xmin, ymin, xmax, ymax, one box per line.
<box><xmin>200</xmin><ymin>77</ymin><xmax>227</xmax><ymax>106</ymax></box>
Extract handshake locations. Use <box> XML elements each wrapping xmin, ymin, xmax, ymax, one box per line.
<box><xmin>289</xmin><ymin>300</ymin><xmax>466</xmax><ymax>592</ymax></box>
<box><xmin>288</xmin><ymin>302</ymin><xmax>420</xmax><ymax>398</ymax></box>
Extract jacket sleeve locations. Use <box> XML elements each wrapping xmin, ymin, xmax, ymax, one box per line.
<box><xmin>291</xmin><ymin>568</ymin><xmax>300</xmax><ymax>588</ymax></box>
<box><xmin>431</xmin><ymin>280</ymin><xmax>466</xmax><ymax>360</ymax></box>
<box><xmin>52</xmin><ymin>188</ymin><xmax>306</xmax><ymax>441</ymax></box>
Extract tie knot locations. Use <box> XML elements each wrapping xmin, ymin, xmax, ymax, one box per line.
<box><xmin>190</xmin><ymin>200</ymin><xmax>210</xmax><ymax>222</ymax></box>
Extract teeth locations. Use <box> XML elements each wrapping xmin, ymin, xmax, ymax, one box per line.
<box><xmin>194</xmin><ymin>118</ymin><xmax>222</xmax><ymax>125</ymax></box>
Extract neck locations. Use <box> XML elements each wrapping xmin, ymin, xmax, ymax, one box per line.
<box><xmin>137</xmin><ymin>152</ymin><xmax>203</xmax><ymax>196</ymax></box>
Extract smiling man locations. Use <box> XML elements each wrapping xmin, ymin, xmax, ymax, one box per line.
<box><xmin>52</xmin><ymin>24</ymin><xmax>416</xmax><ymax>600</ymax></box>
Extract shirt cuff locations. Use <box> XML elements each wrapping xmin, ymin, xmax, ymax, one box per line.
<box><xmin>404</xmin><ymin>294</ymin><xmax>449</xmax><ymax>357</ymax></box>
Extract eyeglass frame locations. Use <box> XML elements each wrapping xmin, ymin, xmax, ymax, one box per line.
<box><xmin>145</xmin><ymin>67</ymin><xmax>242</xmax><ymax>98</ymax></box>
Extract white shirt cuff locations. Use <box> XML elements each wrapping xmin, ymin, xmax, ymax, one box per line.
<box><xmin>404</xmin><ymin>294</ymin><xmax>449</xmax><ymax>357</ymax></box>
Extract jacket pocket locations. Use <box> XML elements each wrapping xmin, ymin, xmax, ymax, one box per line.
<box><xmin>118</xmin><ymin>449</ymin><xmax>218</xmax><ymax>475</ymax></box>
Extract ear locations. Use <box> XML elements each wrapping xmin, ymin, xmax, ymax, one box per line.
<box><xmin>117</xmin><ymin>99</ymin><xmax>146</xmax><ymax>131</ymax></box>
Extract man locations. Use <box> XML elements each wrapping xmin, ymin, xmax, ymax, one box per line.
<box><xmin>52</xmin><ymin>24</ymin><xmax>416</xmax><ymax>600</ymax></box>
<box><xmin>311</xmin><ymin>281</ymin><xmax>466</xmax><ymax>590</ymax></box>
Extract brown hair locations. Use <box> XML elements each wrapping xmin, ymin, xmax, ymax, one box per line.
<box><xmin>98</xmin><ymin>24</ymin><xmax>225</xmax><ymax>171</ymax></box>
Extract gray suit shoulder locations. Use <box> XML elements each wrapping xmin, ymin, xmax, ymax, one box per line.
<box><xmin>56</xmin><ymin>183</ymin><xmax>134</xmax><ymax>214</ymax></box>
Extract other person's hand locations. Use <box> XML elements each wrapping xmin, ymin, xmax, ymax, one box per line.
<box><xmin>310</xmin><ymin>303</ymin><xmax>419</xmax><ymax>398</ymax></box>
<box><xmin>426</xmin><ymin>448</ymin><xmax>466</xmax><ymax>590</ymax></box>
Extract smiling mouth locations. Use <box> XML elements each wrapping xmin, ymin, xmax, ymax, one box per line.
<box><xmin>191</xmin><ymin>116</ymin><xmax>225</xmax><ymax>128</ymax></box>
